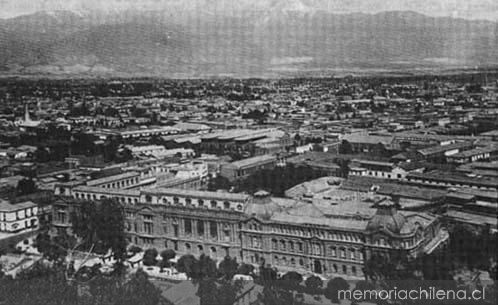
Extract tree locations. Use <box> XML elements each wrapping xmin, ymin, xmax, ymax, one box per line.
<box><xmin>324</xmin><ymin>277</ymin><xmax>350</xmax><ymax>304</ymax></box>
<box><xmin>207</xmin><ymin>175</ymin><xmax>232</xmax><ymax>191</ymax></box>
<box><xmin>116</xmin><ymin>269</ymin><xmax>167</xmax><ymax>305</ymax></box>
<box><xmin>16</xmin><ymin>178</ymin><xmax>37</xmax><ymax>196</ymax></box>
<box><xmin>236</xmin><ymin>263</ymin><xmax>255</xmax><ymax>276</ymax></box>
<box><xmin>218</xmin><ymin>256</ymin><xmax>239</xmax><ymax>280</ymax></box>
<box><xmin>70</xmin><ymin>199</ymin><xmax>127</xmax><ymax>262</ymax></box>
<box><xmin>159</xmin><ymin>249</ymin><xmax>176</xmax><ymax>269</ymax></box>
<box><xmin>338</xmin><ymin>140</ymin><xmax>353</xmax><ymax>154</ymax></box>
<box><xmin>197</xmin><ymin>254</ymin><xmax>218</xmax><ymax>280</ymax></box>
<box><xmin>258</xmin><ymin>285</ymin><xmax>303</xmax><ymax>305</ymax></box>
<box><xmin>35</xmin><ymin>230</ymin><xmax>75</xmax><ymax>263</ymax></box>
<box><xmin>143</xmin><ymin>248</ymin><xmax>159</xmax><ymax>266</ymax></box>
<box><xmin>176</xmin><ymin>254</ymin><xmax>199</xmax><ymax>279</ymax></box>
<box><xmin>304</xmin><ymin>275</ymin><xmax>323</xmax><ymax>295</ymax></box>
<box><xmin>279</xmin><ymin>271</ymin><xmax>303</xmax><ymax>291</ymax></box>
<box><xmin>34</xmin><ymin>147</ymin><xmax>50</xmax><ymax>162</ymax></box>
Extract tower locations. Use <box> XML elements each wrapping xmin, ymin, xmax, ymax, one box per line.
<box><xmin>24</xmin><ymin>103</ymin><xmax>31</xmax><ymax>123</ymax></box>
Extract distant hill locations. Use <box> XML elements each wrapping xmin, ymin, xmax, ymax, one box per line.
<box><xmin>0</xmin><ymin>6</ymin><xmax>496</xmax><ymax>77</ymax></box>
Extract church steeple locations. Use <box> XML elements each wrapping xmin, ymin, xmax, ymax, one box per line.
<box><xmin>24</xmin><ymin>103</ymin><xmax>31</xmax><ymax>122</ymax></box>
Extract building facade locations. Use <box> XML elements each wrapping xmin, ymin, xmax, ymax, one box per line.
<box><xmin>0</xmin><ymin>200</ymin><xmax>39</xmax><ymax>233</ymax></box>
<box><xmin>52</xmin><ymin>184</ymin><xmax>448</xmax><ymax>279</ymax></box>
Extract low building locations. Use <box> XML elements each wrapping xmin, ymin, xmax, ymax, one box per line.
<box><xmin>349</xmin><ymin>159</ymin><xmax>408</xmax><ymax>180</ymax></box>
<box><xmin>220</xmin><ymin>155</ymin><xmax>278</xmax><ymax>181</ymax></box>
<box><xmin>0</xmin><ymin>200</ymin><xmax>38</xmax><ymax>233</ymax></box>
<box><xmin>446</xmin><ymin>146</ymin><xmax>498</xmax><ymax>164</ymax></box>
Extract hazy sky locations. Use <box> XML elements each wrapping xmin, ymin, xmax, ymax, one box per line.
<box><xmin>0</xmin><ymin>0</ymin><xmax>497</xmax><ymax>21</ymax></box>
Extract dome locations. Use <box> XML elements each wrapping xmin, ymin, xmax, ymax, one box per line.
<box><xmin>366</xmin><ymin>199</ymin><xmax>406</xmax><ymax>234</ymax></box>
<box><xmin>244</xmin><ymin>190</ymin><xmax>281</xmax><ymax>220</ymax></box>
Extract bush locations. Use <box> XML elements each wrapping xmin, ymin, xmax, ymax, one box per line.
<box><xmin>129</xmin><ymin>246</ymin><xmax>143</xmax><ymax>255</ymax></box>
<box><xmin>305</xmin><ymin>275</ymin><xmax>323</xmax><ymax>295</ymax></box>
<box><xmin>143</xmin><ymin>248</ymin><xmax>158</xmax><ymax>266</ymax></box>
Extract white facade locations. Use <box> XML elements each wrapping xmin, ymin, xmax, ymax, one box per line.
<box><xmin>0</xmin><ymin>201</ymin><xmax>39</xmax><ymax>233</ymax></box>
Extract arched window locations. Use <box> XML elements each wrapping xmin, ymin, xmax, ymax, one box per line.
<box><xmin>162</xmin><ymin>198</ymin><xmax>168</xmax><ymax>204</ymax></box>
<box><xmin>198</xmin><ymin>199</ymin><xmax>204</xmax><ymax>207</ymax></box>
<box><xmin>333</xmin><ymin>264</ymin><xmax>338</xmax><ymax>273</ymax></box>
<box><xmin>342</xmin><ymin>265</ymin><xmax>347</xmax><ymax>274</ymax></box>
<box><xmin>210</xmin><ymin>200</ymin><xmax>217</xmax><ymax>208</ymax></box>
<box><xmin>280</xmin><ymin>240</ymin><xmax>286</xmax><ymax>251</ymax></box>
<box><xmin>352</xmin><ymin>266</ymin><xmax>357</xmax><ymax>275</ymax></box>
<box><xmin>145</xmin><ymin>195</ymin><xmax>152</xmax><ymax>203</ymax></box>
<box><xmin>223</xmin><ymin>201</ymin><xmax>230</xmax><ymax>209</ymax></box>
<box><xmin>237</xmin><ymin>204</ymin><xmax>243</xmax><ymax>210</ymax></box>
<box><xmin>185</xmin><ymin>243</ymin><xmax>191</xmax><ymax>251</ymax></box>
<box><xmin>288</xmin><ymin>241</ymin><xmax>294</xmax><ymax>252</ymax></box>
<box><xmin>299</xmin><ymin>259</ymin><xmax>304</xmax><ymax>266</ymax></box>
<box><xmin>198</xmin><ymin>245</ymin><xmax>204</xmax><ymax>253</ymax></box>
<box><xmin>350</xmin><ymin>248</ymin><xmax>356</xmax><ymax>260</ymax></box>
<box><xmin>272</xmin><ymin>239</ymin><xmax>278</xmax><ymax>250</ymax></box>
<box><xmin>173</xmin><ymin>197</ymin><xmax>179</xmax><ymax>204</ymax></box>
<box><xmin>330</xmin><ymin>246</ymin><xmax>336</xmax><ymax>256</ymax></box>
<box><xmin>185</xmin><ymin>198</ymin><xmax>192</xmax><ymax>205</ymax></box>
<box><xmin>290</xmin><ymin>258</ymin><xmax>296</xmax><ymax>266</ymax></box>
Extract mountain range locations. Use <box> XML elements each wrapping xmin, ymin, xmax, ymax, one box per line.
<box><xmin>0</xmin><ymin>1</ymin><xmax>497</xmax><ymax>77</ymax></box>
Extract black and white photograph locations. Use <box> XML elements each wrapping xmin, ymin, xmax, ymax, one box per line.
<box><xmin>0</xmin><ymin>1</ymin><xmax>497</xmax><ymax>304</ymax></box>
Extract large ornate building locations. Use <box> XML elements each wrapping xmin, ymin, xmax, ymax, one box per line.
<box><xmin>52</xmin><ymin>183</ymin><xmax>448</xmax><ymax>279</ymax></box>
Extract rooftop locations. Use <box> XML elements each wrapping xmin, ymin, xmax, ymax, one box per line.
<box><xmin>86</xmin><ymin>171</ymin><xmax>140</xmax><ymax>186</ymax></box>
<box><xmin>227</xmin><ymin>154</ymin><xmax>277</xmax><ymax>169</ymax></box>
<box><xmin>0</xmin><ymin>200</ymin><xmax>36</xmax><ymax>212</ymax></box>
<box><xmin>143</xmin><ymin>188</ymin><xmax>251</xmax><ymax>202</ymax></box>
<box><xmin>417</xmin><ymin>141</ymin><xmax>473</xmax><ymax>156</ymax></box>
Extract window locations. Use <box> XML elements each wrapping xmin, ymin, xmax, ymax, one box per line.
<box><xmin>330</xmin><ymin>246</ymin><xmax>336</xmax><ymax>257</ymax></box>
<box><xmin>185</xmin><ymin>198</ymin><xmax>192</xmax><ymax>205</ymax></box>
<box><xmin>173</xmin><ymin>197</ymin><xmax>179</xmax><ymax>204</ymax></box>
<box><xmin>350</xmin><ymin>248</ymin><xmax>356</xmax><ymax>260</ymax></box>
<box><xmin>56</xmin><ymin>212</ymin><xmax>66</xmax><ymax>223</ymax></box>
<box><xmin>298</xmin><ymin>242</ymin><xmax>303</xmax><ymax>252</ymax></box>
<box><xmin>223</xmin><ymin>201</ymin><xmax>230</xmax><ymax>209</ymax></box>
<box><xmin>272</xmin><ymin>239</ymin><xmax>277</xmax><ymax>250</ymax></box>
<box><xmin>144</xmin><ymin>222</ymin><xmax>154</xmax><ymax>235</ymax></box>
<box><xmin>163</xmin><ymin>225</ymin><xmax>168</xmax><ymax>234</ymax></box>
<box><xmin>145</xmin><ymin>195</ymin><xmax>152</xmax><ymax>203</ymax></box>
<box><xmin>173</xmin><ymin>241</ymin><xmax>178</xmax><ymax>250</ymax></box>
<box><xmin>342</xmin><ymin>265</ymin><xmax>347</xmax><ymax>274</ymax></box>
<box><xmin>173</xmin><ymin>224</ymin><xmax>179</xmax><ymax>237</ymax></box>
<box><xmin>299</xmin><ymin>259</ymin><xmax>304</xmax><ymax>266</ymax></box>
<box><xmin>280</xmin><ymin>240</ymin><xmax>286</xmax><ymax>251</ymax></box>
<box><xmin>210</xmin><ymin>200</ymin><xmax>217</xmax><ymax>208</ymax></box>
<box><xmin>340</xmin><ymin>248</ymin><xmax>346</xmax><ymax>258</ymax></box>
<box><xmin>352</xmin><ymin>266</ymin><xmax>357</xmax><ymax>275</ymax></box>
<box><xmin>288</xmin><ymin>241</ymin><xmax>294</xmax><ymax>252</ymax></box>
<box><xmin>198</xmin><ymin>199</ymin><xmax>204</xmax><ymax>207</ymax></box>
<box><xmin>290</xmin><ymin>258</ymin><xmax>295</xmax><ymax>266</ymax></box>
<box><xmin>197</xmin><ymin>220</ymin><xmax>204</xmax><ymax>235</ymax></box>
<box><xmin>185</xmin><ymin>219</ymin><xmax>192</xmax><ymax>234</ymax></box>
<box><xmin>209</xmin><ymin>221</ymin><xmax>217</xmax><ymax>238</ymax></box>
<box><xmin>143</xmin><ymin>215</ymin><xmax>153</xmax><ymax>221</ymax></box>
<box><xmin>185</xmin><ymin>243</ymin><xmax>191</xmax><ymax>251</ymax></box>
